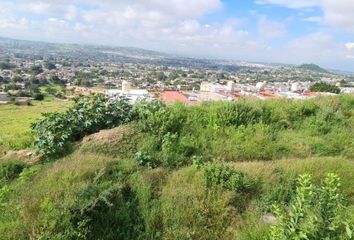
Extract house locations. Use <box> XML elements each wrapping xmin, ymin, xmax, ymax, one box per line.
<box><xmin>160</xmin><ymin>91</ymin><xmax>190</xmax><ymax>104</ymax></box>
<box><xmin>107</xmin><ymin>81</ymin><xmax>153</xmax><ymax>104</ymax></box>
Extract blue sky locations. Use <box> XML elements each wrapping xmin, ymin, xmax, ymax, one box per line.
<box><xmin>0</xmin><ymin>0</ymin><xmax>354</xmax><ymax>71</ymax></box>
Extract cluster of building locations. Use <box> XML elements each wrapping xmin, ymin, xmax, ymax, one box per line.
<box><xmin>104</xmin><ymin>80</ymin><xmax>345</xmax><ymax>105</ymax></box>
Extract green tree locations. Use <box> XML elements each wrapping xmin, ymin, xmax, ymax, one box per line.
<box><xmin>29</xmin><ymin>65</ymin><xmax>43</xmax><ymax>75</ymax></box>
<box><xmin>45</xmin><ymin>62</ymin><xmax>56</xmax><ymax>70</ymax></box>
<box><xmin>310</xmin><ymin>82</ymin><xmax>341</xmax><ymax>94</ymax></box>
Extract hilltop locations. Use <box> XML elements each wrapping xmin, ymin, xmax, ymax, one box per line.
<box><xmin>1</xmin><ymin>95</ymin><xmax>354</xmax><ymax>239</ymax></box>
<box><xmin>297</xmin><ymin>63</ymin><xmax>329</xmax><ymax>73</ymax></box>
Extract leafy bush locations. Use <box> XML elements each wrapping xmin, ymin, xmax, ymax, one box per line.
<box><xmin>32</xmin><ymin>92</ymin><xmax>45</xmax><ymax>101</ymax></box>
<box><xmin>215</xmin><ymin>100</ymin><xmax>267</xmax><ymax>127</ymax></box>
<box><xmin>137</xmin><ymin>102</ymin><xmax>186</xmax><ymax>140</ymax></box>
<box><xmin>269</xmin><ymin>174</ymin><xmax>354</xmax><ymax>240</ymax></box>
<box><xmin>134</xmin><ymin>151</ymin><xmax>156</xmax><ymax>168</ymax></box>
<box><xmin>32</xmin><ymin>94</ymin><xmax>134</xmax><ymax>158</ymax></box>
<box><xmin>203</xmin><ymin>162</ymin><xmax>254</xmax><ymax>194</ymax></box>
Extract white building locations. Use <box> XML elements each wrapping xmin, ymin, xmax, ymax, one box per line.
<box><xmin>106</xmin><ymin>81</ymin><xmax>153</xmax><ymax>104</ymax></box>
<box><xmin>256</xmin><ymin>81</ymin><xmax>267</xmax><ymax>91</ymax></box>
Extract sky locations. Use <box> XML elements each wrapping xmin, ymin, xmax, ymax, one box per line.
<box><xmin>0</xmin><ymin>0</ymin><xmax>354</xmax><ymax>71</ymax></box>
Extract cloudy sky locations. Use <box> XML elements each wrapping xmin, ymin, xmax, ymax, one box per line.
<box><xmin>1</xmin><ymin>0</ymin><xmax>354</xmax><ymax>71</ymax></box>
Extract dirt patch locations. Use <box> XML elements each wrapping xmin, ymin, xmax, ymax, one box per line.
<box><xmin>82</xmin><ymin>124</ymin><xmax>138</xmax><ymax>146</ymax></box>
<box><xmin>1</xmin><ymin>150</ymin><xmax>42</xmax><ymax>165</ymax></box>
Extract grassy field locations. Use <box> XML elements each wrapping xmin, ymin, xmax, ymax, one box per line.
<box><xmin>0</xmin><ymin>100</ymin><xmax>70</xmax><ymax>154</ymax></box>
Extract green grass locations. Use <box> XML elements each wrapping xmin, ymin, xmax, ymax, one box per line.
<box><xmin>0</xmin><ymin>100</ymin><xmax>70</xmax><ymax>154</ymax></box>
<box><xmin>1</xmin><ymin>96</ymin><xmax>354</xmax><ymax>239</ymax></box>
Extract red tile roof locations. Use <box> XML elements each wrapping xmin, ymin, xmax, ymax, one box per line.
<box><xmin>160</xmin><ymin>91</ymin><xmax>189</xmax><ymax>104</ymax></box>
<box><xmin>303</xmin><ymin>91</ymin><xmax>318</xmax><ymax>96</ymax></box>
<box><xmin>259</xmin><ymin>91</ymin><xmax>277</xmax><ymax>98</ymax></box>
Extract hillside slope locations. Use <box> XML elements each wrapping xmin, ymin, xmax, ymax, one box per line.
<box><xmin>1</xmin><ymin>95</ymin><xmax>354</xmax><ymax>239</ymax></box>
<box><xmin>297</xmin><ymin>63</ymin><xmax>329</xmax><ymax>73</ymax></box>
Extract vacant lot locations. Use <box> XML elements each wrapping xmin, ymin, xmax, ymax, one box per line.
<box><xmin>0</xmin><ymin>100</ymin><xmax>70</xmax><ymax>154</ymax></box>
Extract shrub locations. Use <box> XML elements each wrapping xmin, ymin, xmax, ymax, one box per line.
<box><xmin>32</xmin><ymin>92</ymin><xmax>44</xmax><ymax>101</ymax></box>
<box><xmin>32</xmin><ymin>94</ymin><xmax>134</xmax><ymax>158</ymax></box>
<box><xmin>215</xmin><ymin>101</ymin><xmax>264</xmax><ymax>127</ymax></box>
<box><xmin>161</xmin><ymin>132</ymin><xmax>182</xmax><ymax>168</ymax></box>
<box><xmin>269</xmin><ymin>174</ymin><xmax>354</xmax><ymax>240</ymax></box>
<box><xmin>135</xmin><ymin>101</ymin><xmax>186</xmax><ymax>142</ymax></box>
<box><xmin>203</xmin><ymin>162</ymin><xmax>257</xmax><ymax>213</ymax></box>
<box><xmin>134</xmin><ymin>151</ymin><xmax>156</xmax><ymax>168</ymax></box>
<box><xmin>32</xmin><ymin>111</ymin><xmax>74</xmax><ymax>158</ymax></box>
<box><xmin>203</xmin><ymin>162</ymin><xmax>254</xmax><ymax>194</ymax></box>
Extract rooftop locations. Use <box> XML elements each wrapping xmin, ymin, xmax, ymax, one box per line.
<box><xmin>160</xmin><ymin>91</ymin><xmax>189</xmax><ymax>104</ymax></box>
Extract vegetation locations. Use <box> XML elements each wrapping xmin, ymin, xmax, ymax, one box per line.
<box><xmin>270</xmin><ymin>174</ymin><xmax>353</xmax><ymax>239</ymax></box>
<box><xmin>1</xmin><ymin>95</ymin><xmax>354</xmax><ymax>239</ymax></box>
<box><xmin>32</xmin><ymin>95</ymin><xmax>133</xmax><ymax>158</ymax></box>
<box><xmin>0</xmin><ymin>62</ymin><xmax>16</xmax><ymax>70</ymax></box>
<box><xmin>298</xmin><ymin>64</ymin><xmax>328</xmax><ymax>73</ymax></box>
<box><xmin>0</xmin><ymin>100</ymin><xmax>70</xmax><ymax>155</ymax></box>
<box><xmin>310</xmin><ymin>82</ymin><xmax>341</xmax><ymax>94</ymax></box>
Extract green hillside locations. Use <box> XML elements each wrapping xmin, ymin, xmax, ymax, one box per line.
<box><xmin>298</xmin><ymin>64</ymin><xmax>329</xmax><ymax>73</ymax></box>
<box><xmin>1</xmin><ymin>95</ymin><xmax>354</xmax><ymax>239</ymax></box>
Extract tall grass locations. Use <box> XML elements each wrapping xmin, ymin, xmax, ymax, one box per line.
<box><xmin>1</xmin><ymin>95</ymin><xmax>354</xmax><ymax>239</ymax></box>
<box><xmin>137</xmin><ymin>96</ymin><xmax>354</xmax><ymax>166</ymax></box>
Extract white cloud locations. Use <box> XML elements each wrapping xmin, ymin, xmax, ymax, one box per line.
<box><xmin>320</xmin><ymin>0</ymin><xmax>354</xmax><ymax>32</ymax></box>
<box><xmin>255</xmin><ymin>0</ymin><xmax>319</xmax><ymax>9</ymax></box>
<box><xmin>257</xmin><ymin>16</ymin><xmax>287</xmax><ymax>40</ymax></box>
<box><xmin>257</xmin><ymin>0</ymin><xmax>354</xmax><ymax>32</ymax></box>
<box><xmin>0</xmin><ymin>0</ymin><xmax>225</xmax><ymax>47</ymax></box>
<box><xmin>25</xmin><ymin>2</ymin><xmax>51</xmax><ymax>14</ymax></box>
<box><xmin>179</xmin><ymin>20</ymin><xmax>201</xmax><ymax>34</ymax></box>
<box><xmin>302</xmin><ymin>16</ymin><xmax>322</xmax><ymax>24</ymax></box>
<box><xmin>64</xmin><ymin>5</ymin><xmax>78</xmax><ymax>20</ymax></box>
<box><xmin>0</xmin><ymin>0</ymin><xmax>353</xmax><ymax>70</ymax></box>
<box><xmin>345</xmin><ymin>43</ymin><xmax>354</xmax><ymax>50</ymax></box>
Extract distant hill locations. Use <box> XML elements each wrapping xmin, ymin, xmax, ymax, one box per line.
<box><xmin>0</xmin><ymin>36</ymin><xmax>243</xmax><ymax>71</ymax></box>
<box><xmin>297</xmin><ymin>64</ymin><xmax>328</xmax><ymax>73</ymax></box>
<box><xmin>0</xmin><ymin>36</ymin><xmax>169</xmax><ymax>59</ymax></box>
<box><xmin>0</xmin><ymin>36</ymin><xmax>346</xmax><ymax>73</ymax></box>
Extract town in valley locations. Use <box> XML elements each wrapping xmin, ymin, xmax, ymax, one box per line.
<box><xmin>1</xmin><ymin>37</ymin><xmax>353</xmax><ymax>105</ymax></box>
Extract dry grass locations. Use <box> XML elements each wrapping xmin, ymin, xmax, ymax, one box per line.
<box><xmin>80</xmin><ymin>124</ymin><xmax>142</xmax><ymax>158</ymax></box>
